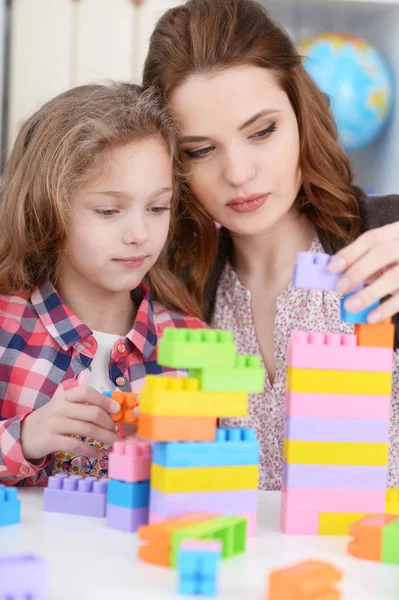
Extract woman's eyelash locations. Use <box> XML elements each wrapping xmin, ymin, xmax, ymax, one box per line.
<box><xmin>184</xmin><ymin>121</ymin><xmax>277</xmax><ymax>160</ymax></box>
<box><xmin>95</xmin><ymin>209</ymin><xmax>118</xmax><ymax>216</ymax></box>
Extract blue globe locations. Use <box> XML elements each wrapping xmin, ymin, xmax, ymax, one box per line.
<box><xmin>298</xmin><ymin>33</ymin><xmax>394</xmax><ymax>153</ymax></box>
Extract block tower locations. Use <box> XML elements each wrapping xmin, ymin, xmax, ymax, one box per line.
<box><xmin>282</xmin><ymin>252</ymin><xmax>394</xmax><ymax>535</ymax></box>
<box><xmin>137</xmin><ymin>328</ymin><xmax>264</xmax><ymax>536</ymax></box>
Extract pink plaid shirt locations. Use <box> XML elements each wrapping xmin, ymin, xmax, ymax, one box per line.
<box><xmin>0</xmin><ymin>280</ymin><xmax>205</xmax><ymax>486</ymax></box>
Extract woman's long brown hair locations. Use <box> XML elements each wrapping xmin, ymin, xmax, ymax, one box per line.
<box><xmin>143</xmin><ymin>0</ymin><xmax>361</xmax><ymax>315</ymax></box>
<box><xmin>0</xmin><ymin>82</ymin><xmax>203</xmax><ymax>318</ymax></box>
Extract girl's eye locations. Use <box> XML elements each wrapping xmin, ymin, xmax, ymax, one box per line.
<box><xmin>96</xmin><ymin>209</ymin><xmax>118</xmax><ymax>217</ymax></box>
<box><xmin>251</xmin><ymin>122</ymin><xmax>277</xmax><ymax>139</ymax></box>
<box><xmin>184</xmin><ymin>146</ymin><xmax>214</xmax><ymax>160</ymax></box>
<box><xmin>149</xmin><ymin>206</ymin><xmax>170</xmax><ymax>214</ymax></box>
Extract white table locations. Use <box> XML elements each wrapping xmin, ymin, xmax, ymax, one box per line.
<box><xmin>0</xmin><ymin>489</ymin><xmax>398</xmax><ymax>599</ymax></box>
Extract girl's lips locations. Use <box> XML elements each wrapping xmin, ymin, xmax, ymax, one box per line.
<box><xmin>112</xmin><ymin>257</ymin><xmax>148</xmax><ymax>268</ymax></box>
<box><xmin>227</xmin><ymin>194</ymin><xmax>269</xmax><ymax>213</ymax></box>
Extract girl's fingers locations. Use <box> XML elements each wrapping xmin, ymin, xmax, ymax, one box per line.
<box><xmin>335</xmin><ymin>240</ymin><xmax>399</xmax><ymax>295</ymax></box>
<box><xmin>344</xmin><ymin>264</ymin><xmax>399</xmax><ymax>316</ymax></box>
<box><xmin>62</xmin><ymin>401</ymin><xmax>117</xmax><ymax>432</ymax></box>
<box><xmin>65</xmin><ymin>385</ymin><xmax>120</xmax><ymax>415</ymax></box>
<box><xmin>56</xmin><ymin>418</ymin><xmax>119</xmax><ymax>446</ymax></box>
<box><xmin>54</xmin><ymin>434</ymin><xmax>104</xmax><ymax>460</ymax></box>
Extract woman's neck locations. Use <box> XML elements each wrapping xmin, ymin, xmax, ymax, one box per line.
<box><xmin>56</xmin><ymin>273</ymin><xmax>137</xmax><ymax>336</ymax></box>
<box><xmin>232</xmin><ymin>208</ymin><xmax>316</xmax><ymax>294</ymax></box>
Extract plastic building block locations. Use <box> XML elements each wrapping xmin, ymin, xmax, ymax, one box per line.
<box><xmin>0</xmin><ymin>485</ymin><xmax>20</xmax><ymax>527</ymax></box>
<box><xmin>140</xmin><ymin>376</ymin><xmax>248</xmax><ymax>417</ymax></box>
<box><xmin>282</xmin><ymin>487</ymin><xmax>386</xmax><ymax>513</ymax></box>
<box><xmin>138</xmin><ymin>512</ymin><xmax>220</xmax><ymax>566</ymax></box>
<box><xmin>103</xmin><ymin>390</ymin><xmax>138</xmax><ymax>424</ymax></box>
<box><xmin>150</xmin><ymin>511</ymin><xmax>258</xmax><ymax>538</ymax></box>
<box><xmin>0</xmin><ymin>554</ymin><xmax>48</xmax><ymax>599</ymax></box>
<box><xmin>283</xmin><ymin>462</ymin><xmax>388</xmax><ymax>490</ymax></box>
<box><xmin>151</xmin><ymin>463</ymin><xmax>259</xmax><ymax>493</ymax></box>
<box><xmin>178</xmin><ymin>539</ymin><xmax>221</xmax><ymax>596</ymax></box>
<box><xmin>152</xmin><ymin>428</ymin><xmax>259</xmax><ymax>468</ymax></box>
<box><xmin>106</xmin><ymin>504</ymin><xmax>149</xmax><ymax>532</ymax></box>
<box><xmin>44</xmin><ymin>474</ymin><xmax>108</xmax><ymax>517</ymax></box>
<box><xmin>267</xmin><ymin>559</ymin><xmax>342</xmax><ymax>600</ymax></box>
<box><xmin>287</xmin><ymin>330</ymin><xmax>393</xmax><ymax>371</ymax></box>
<box><xmin>285</xmin><ymin>391</ymin><xmax>391</xmax><ymax>419</ymax></box>
<box><xmin>340</xmin><ymin>293</ymin><xmax>380</xmax><ymax>324</ymax></box>
<box><xmin>189</xmin><ymin>355</ymin><xmax>265</xmax><ymax>393</ymax></box>
<box><xmin>355</xmin><ymin>319</ymin><xmax>395</xmax><ymax>348</ymax></box>
<box><xmin>107</xmin><ymin>479</ymin><xmax>149</xmax><ymax>509</ymax></box>
<box><xmin>284</xmin><ymin>415</ymin><xmax>389</xmax><ymax>443</ymax></box>
<box><xmin>280</xmin><ymin>509</ymin><xmax>320</xmax><ymax>535</ymax></box>
<box><xmin>150</xmin><ymin>489</ymin><xmax>258</xmax><ymax>520</ymax></box>
<box><xmin>292</xmin><ymin>252</ymin><xmax>340</xmax><ymax>290</ymax></box>
<box><xmin>138</xmin><ymin>414</ymin><xmax>217</xmax><ymax>442</ymax></box>
<box><xmin>386</xmin><ymin>487</ymin><xmax>399</xmax><ymax>515</ymax></box>
<box><xmin>347</xmin><ymin>514</ymin><xmax>398</xmax><ymax>561</ymax></box>
<box><xmin>286</xmin><ymin>366</ymin><xmax>391</xmax><ymax>395</ymax></box>
<box><xmin>158</xmin><ymin>328</ymin><xmax>237</xmax><ymax>369</ymax></box>
<box><xmin>381</xmin><ymin>517</ymin><xmax>399</xmax><ymax>564</ymax></box>
<box><xmin>318</xmin><ymin>512</ymin><xmax>367</xmax><ymax>536</ymax></box>
<box><xmin>283</xmin><ymin>439</ymin><xmax>388</xmax><ymax>466</ymax></box>
<box><xmin>170</xmin><ymin>515</ymin><xmax>247</xmax><ymax>567</ymax></box>
<box><xmin>108</xmin><ymin>439</ymin><xmax>152</xmax><ymax>483</ymax></box>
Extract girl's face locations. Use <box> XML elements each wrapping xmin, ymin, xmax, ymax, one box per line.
<box><xmin>169</xmin><ymin>66</ymin><xmax>302</xmax><ymax>236</ymax></box>
<box><xmin>62</xmin><ymin>136</ymin><xmax>173</xmax><ymax>294</ymax></box>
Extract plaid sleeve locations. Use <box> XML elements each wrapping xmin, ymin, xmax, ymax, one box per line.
<box><xmin>0</xmin><ymin>414</ymin><xmax>51</xmax><ymax>485</ymax></box>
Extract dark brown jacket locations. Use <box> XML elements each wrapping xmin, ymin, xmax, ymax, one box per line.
<box><xmin>204</xmin><ymin>188</ymin><xmax>399</xmax><ymax>348</ymax></box>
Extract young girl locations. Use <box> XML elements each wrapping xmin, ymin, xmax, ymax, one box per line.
<box><xmin>143</xmin><ymin>0</ymin><xmax>399</xmax><ymax>490</ymax></box>
<box><xmin>0</xmin><ymin>82</ymin><xmax>205</xmax><ymax>486</ymax></box>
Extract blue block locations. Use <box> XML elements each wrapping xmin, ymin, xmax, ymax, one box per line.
<box><xmin>178</xmin><ymin>578</ymin><xmax>198</xmax><ymax>595</ymax></box>
<box><xmin>178</xmin><ymin>545</ymin><xmax>220</xmax><ymax>596</ymax></box>
<box><xmin>0</xmin><ymin>486</ymin><xmax>21</xmax><ymax>527</ymax></box>
<box><xmin>152</xmin><ymin>428</ymin><xmax>259</xmax><ymax>468</ymax></box>
<box><xmin>340</xmin><ymin>293</ymin><xmax>380</xmax><ymax>324</ymax></box>
<box><xmin>107</xmin><ymin>479</ymin><xmax>149</xmax><ymax>509</ymax></box>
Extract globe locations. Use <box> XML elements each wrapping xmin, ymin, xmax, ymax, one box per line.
<box><xmin>297</xmin><ymin>33</ymin><xmax>394</xmax><ymax>153</ymax></box>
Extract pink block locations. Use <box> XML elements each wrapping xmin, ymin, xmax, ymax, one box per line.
<box><xmin>108</xmin><ymin>440</ymin><xmax>152</xmax><ymax>483</ymax></box>
<box><xmin>149</xmin><ymin>512</ymin><xmax>257</xmax><ymax>537</ymax></box>
<box><xmin>287</xmin><ymin>331</ymin><xmax>393</xmax><ymax>371</ymax></box>
<box><xmin>285</xmin><ymin>391</ymin><xmax>391</xmax><ymax>419</ymax></box>
<box><xmin>181</xmin><ymin>539</ymin><xmax>222</xmax><ymax>552</ymax></box>
<box><xmin>280</xmin><ymin>508</ymin><xmax>319</xmax><ymax>534</ymax></box>
<box><xmin>282</xmin><ymin>487</ymin><xmax>386</xmax><ymax>513</ymax></box>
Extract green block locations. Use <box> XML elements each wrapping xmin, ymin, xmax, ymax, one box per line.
<box><xmin>382</xmin><ymin>518</ymin><xmax>399</xmax><ymax>565</ymax></box>
<box><xmin>158</xmin><ymin>328</ymin><xmax>237</xmax><ymax>369</ymax></box>
<box><xmin>170</xmin><ymin>515</ymin><xmax>247</xmax><ymax>567</ymax></box>
<box><xmin>189</xmin><ymin>355</ymin><xmax>265</xmax><ymax>392</ymax></box>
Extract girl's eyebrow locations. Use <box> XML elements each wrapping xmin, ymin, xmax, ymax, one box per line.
<box><xmin>180</xmin><ymin>108</ymin><xmax>281</xmax><ymax>144</ymax></box>
<box><xmin>93</xmin><ymin>186</ymin><xmax>173</xmax><ymax>199</ymax></box>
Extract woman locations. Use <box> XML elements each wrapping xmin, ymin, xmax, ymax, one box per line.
<box><xmin>143</xmin><ymin>0</ymin><xmax>399</xmax><ymax>490</ymax></box>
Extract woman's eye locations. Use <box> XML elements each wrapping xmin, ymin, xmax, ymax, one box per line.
<box><xmin>149</xmin><ymin>206</ymin><xmax>170</xmax><ymax>214</ymax></box>
<box><xmin>251</xmin><ymin>122</ymin><xmax>277</xmax><ymax>139</ymax></box>
<box><xmin>96</xmin><ymin>209</ymin><xmax>118</xmax><ymax>216</ymax></box>
<box><xmin>184</xmin><ymin>146</ymin><xmax>214</xmax><ymax>159</ymax></box>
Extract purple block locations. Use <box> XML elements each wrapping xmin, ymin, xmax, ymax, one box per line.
<box><xmin>285</xmin><ymin>415</ymin><xmax>389</xmax><ymax>443</ymax></box>
<box><xmin>283</xmin><ymin>461</ymin><xmax>387</xmax><ymax>489</ymax></box>
<box><xmin>44</xmin><ymin>474</ymin><xmax>108</xmax><ymax>517</ymax></box>
<box><xmin>0</xmin><ymin>553</ymin><xmax>48</xmax><ymax>599</ymax></box>
<box><xmin>150</xmin><ymin>488</ymin><xmax>257</xmax><ymax>518</ymax></box>
<box><xmin>106</xmin><ymin>504</ymin><xmax>149</xmax><ymax>532</ymax></box>
<box><xmin>292</xmin><ymin>252</ymin><xmax>340</xmax><ymax>290</ymax></box>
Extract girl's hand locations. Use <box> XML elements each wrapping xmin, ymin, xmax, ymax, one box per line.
<box><xmin>328</xmin><ymin>222</ymin><xmax>399</xmax><ymax>323</ymax></box>
<box><xmin>20</xmin><ymin>385</ymin><xmax>121</xmax><ymax>461</ymax></box>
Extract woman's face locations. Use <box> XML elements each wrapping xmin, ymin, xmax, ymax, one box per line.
<box><xmin>169</xmin><ymin>65</ymin><xmax>302</xmax><ymax>236</ymax></box>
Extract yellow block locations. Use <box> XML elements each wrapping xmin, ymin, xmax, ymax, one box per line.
<box><xmin>318</xmin><ymin>512</ymin><xmax>367</xmax><ymax>536</ymax></box>
<box><xmin>283</xmin><ymin>438</ymin><xmax>388</xmax><ymax>466</ymax></box>
<box><xmin>286</xmin><ymin>366</ymin><xmax>392</xmax><ymax>395</ymax></box>
<box><xmin>151</xmin><ymin>463</ymin><xmax>259</xmax><ymax>493</ymax></box>
<box><xmin>140</xmin><ymin>376</ymin><xmax>248</xmax><ymax>417</ymax></box>
<box><xmin>386</xmin><ymin>487</ymin><xmax>399</xmax><ymax>515</ymax></box>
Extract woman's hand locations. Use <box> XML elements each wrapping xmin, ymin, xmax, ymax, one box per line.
<box><xmin>20</xmin><ymin>385</ymin><xmax>121</xmax><ymax>461</ymax></box>
<box><xmin>328</xmin><ymin>222</ymin><xmax>399</xmax><ymax>323</ymax></box>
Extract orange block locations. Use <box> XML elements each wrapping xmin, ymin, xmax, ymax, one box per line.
<box><xmin>138</xmin><ymin>413</ymin><xmax>216</xmax><ymax>442</ymax></box>
<box><xmin>267</xmin><ymin>559</ymin><xmax>342</xmax><ymax>600</ymax></box>
<box><xmin>138</xmin><ymin>512</ymin><xmax>219</xmax><ymax>566</ymax></box>
<box><xmin>110</xmin><ymin>391</ymin><xmax>139</xmax><ymax>425</ymax></box>
<box><xmin>355</xmin><ymin>319</ymin><xmax>394</xmax><ymax>348</ymax></box>
<box><xmin>347</xmin><ymin>514</ymin><xmax>399</xmax><ymax>561</ymax></box>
